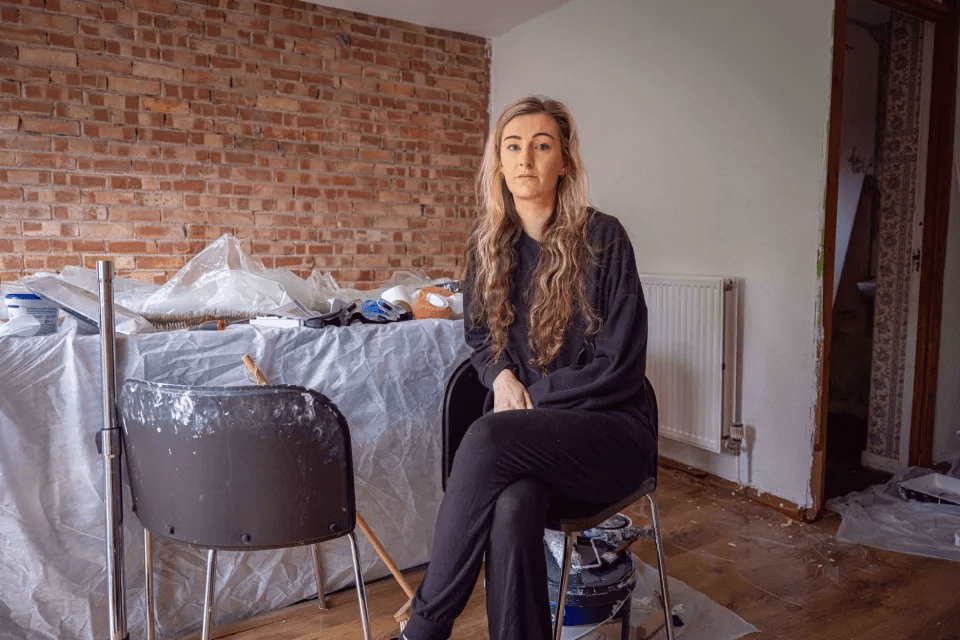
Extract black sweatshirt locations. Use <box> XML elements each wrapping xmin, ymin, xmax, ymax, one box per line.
<box><xmin>464</xmin><ymin>210</ymin><xmax>654</xmax><ymax>443</ymax></box>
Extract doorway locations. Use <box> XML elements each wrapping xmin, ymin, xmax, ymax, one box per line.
<box><xmin>814</xmin><ymin>0</ymin><xmax>958</xmax><ymax>511</ymax></box>
<box><xmin>825</xmin><ymin>0</ymin><xmax>932</xmax><ymax>499</ymax></box>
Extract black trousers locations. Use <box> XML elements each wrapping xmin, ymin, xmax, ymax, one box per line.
<box><xmin>405</xmin><ymin>408</ymin><xmax>655</xmax><ymax>640</ymax></box>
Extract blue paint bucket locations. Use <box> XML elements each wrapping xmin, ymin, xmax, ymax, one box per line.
<box><xmin>547</xmin><ymin>514</ymin><xmax>636</xmax><ymax>628</ymax></box>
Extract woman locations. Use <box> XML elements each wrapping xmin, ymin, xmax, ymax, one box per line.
<box><xmin>405</xmin><ymin>96</ymin><xmax>657</xmax><ymax>639</ymax></box>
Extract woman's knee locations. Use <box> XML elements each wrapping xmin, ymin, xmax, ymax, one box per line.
<box><xmin>452</xmin><ymin>413</ymin><xmax>516</xmax><ymax>468</ymax></box>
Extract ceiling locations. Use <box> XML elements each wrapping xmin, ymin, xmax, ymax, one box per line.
<box><xmin>302</xmin><ymin>0</ymin><xmax>571</xmax><ymax>38</ymax></box>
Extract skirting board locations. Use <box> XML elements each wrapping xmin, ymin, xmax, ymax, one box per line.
<box><xmin>861</xmin><ymin>450</ymin><xmax>902</xmax><ymax>474</ymax></box>
<box><xmin>658</xmin><ymin>457</ymin><xmax>807</xmax><ymax>521</ymax></box>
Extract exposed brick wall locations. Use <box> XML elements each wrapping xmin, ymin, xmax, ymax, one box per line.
<box><xmin>0</xmin><ymin>0</ymin><xmax>490</xmax><ymax>287</ymax></box>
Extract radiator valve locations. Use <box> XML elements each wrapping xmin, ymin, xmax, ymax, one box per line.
<box><xmin>725</xmin><ymin>422</ymin><xmax>745</xmax><ymax>454</ymax></box>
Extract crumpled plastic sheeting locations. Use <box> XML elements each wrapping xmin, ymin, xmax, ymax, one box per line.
<box><xmin>826</xmin><ymin>459</ymin><xmax>960</xmax><ymax>562</ymax></box>
<box><xmin>0</xmin><ymin>319</ymin><xmax>471</xmax><ymax>639</ymax></box>
<box><xmin>136</xmin><ymin>234</ymin><xmax>340</xmax><ymax>318</ymax></box>
<box><xmin>0</xmin><ymin>314</ymin><xmax>42</xmax><ymax>337</ymax></box>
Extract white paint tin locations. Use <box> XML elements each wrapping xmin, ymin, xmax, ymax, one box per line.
<box><xmin>4</xmin><ymin>293</ymin><xmax>59</xmax><ymax>335</ymax></box>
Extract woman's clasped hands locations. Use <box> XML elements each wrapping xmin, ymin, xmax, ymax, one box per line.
<box><xmin>492</xmin><ymin>368</ymin><xmax>534</xmax><ymax>412</ymax></box>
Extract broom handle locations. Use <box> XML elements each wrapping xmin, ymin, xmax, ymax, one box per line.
<box><xmin>241</xmin><ymin>355</ymin><xmax>417</xmax><ymax>602</ymax></box>
<box><xmin>356</xmin><ymin>513</ymin><xmax>416</xmax><ymax>599</ymax></box>
<box><xmin>241</xmin><ymin>354</ymin><xmax>269</xmax><ymax>385</ymax></box>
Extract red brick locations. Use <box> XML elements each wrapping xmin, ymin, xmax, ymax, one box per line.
<box><xmin>134</xmin><ymin>224</ymin><xmax>184</xmax><ymax>239</ymax></box>
<box><xmin>141</xmin><ymin>97</ymin><xmax>189</xmax><ymax>114</ymax></box>
<box><xmin>135</xmin><ymin>255</ymin><xmax>184</xmax><ymax>270</ymax></box>
<box><xmin>108</xmin><ymin>240</ymin><xmax>154</xmax><ymax>254</ymax></box>
<box><xmin>256</xmin><ymin>95</ymin><xmax>299</xmax><ymax>112</ymax></box>
<box><xmin>107</xmin><ymin>77</ymin><xmax>160</xmax><ymax>95</ymax></box>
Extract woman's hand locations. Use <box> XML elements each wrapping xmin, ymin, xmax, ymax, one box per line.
<box><xmin>492</xmin><ymin>369</ymin><xmax>533</xmax><ymax>412</ymax></box>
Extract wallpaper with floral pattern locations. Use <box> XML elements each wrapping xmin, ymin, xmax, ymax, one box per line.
<box><xmin>866</xmin><ymin>11</ymin><xmax>925</xmax><ymax>463</ymax></box>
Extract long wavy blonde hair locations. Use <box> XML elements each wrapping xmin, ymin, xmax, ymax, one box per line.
<box><xmin>468</xmin><ymin>96</ymin><xmax>601</xmax><ymax>371</ymax></box>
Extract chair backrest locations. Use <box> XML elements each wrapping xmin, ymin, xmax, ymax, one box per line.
<box><xmin>441</xmin><ymin>359</ymin><xmax>487</xmax><ymax>490</ymax></box>
<box><xmin>646</xmin><ymin>374</ymin><xmax>659</xmax><ymax>436</ymax></box>
<box><xmin>441</xmin><ymin>359</ymin><xmax>660</xmax><ymax>491</ymax></box>
<box><xmin>118</xmin><ymin>379</ymin><xmax>356</xmax><ymax>550</ymax></box>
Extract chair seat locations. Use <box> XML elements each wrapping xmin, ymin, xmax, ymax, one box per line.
<box><xmin>545</xmin><ymin>477</ymin><xmax>657</xmax><ymax>534</ymax></box>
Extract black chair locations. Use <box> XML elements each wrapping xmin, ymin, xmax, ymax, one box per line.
<box><xmin>442</xmin><ymin>359</ymin><xmax>675</xmax><ymax>640</ymax></box>
<box><xmin>118</xmin><ymin>380</ymin><xmax>372</xmax><ymax>640</ymax></box>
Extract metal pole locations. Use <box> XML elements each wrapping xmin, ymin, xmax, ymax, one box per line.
<box><xmin>144</xmin><ymin>530</ymin><xmax>154</xmax><ymax>640</ymax></box>
<box><xmin>98</xmin><ymin>260</ymin><xmax>128</xmax><ymax>640</ymax></box>
<box><xmin>201</xmin><ymin>550</ymin><xmax>217</xmax><ymax>640</ymax></box>
<box><xmin>552</xmin><ymin>534</ymin><xmax>574</xmax><ymax>640</ymax></box>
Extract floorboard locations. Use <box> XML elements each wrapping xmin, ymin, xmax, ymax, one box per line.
<box><xmin>177</xmin><ymin>466</ymin><xmax>960</xmax><ymax>640</ymax></box>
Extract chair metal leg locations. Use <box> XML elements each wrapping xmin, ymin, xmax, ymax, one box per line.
<box><xmin>646</xmin><ymin>495</ymin><xmax>675</xmax><ymax>640</ymax></box>
<box><xmin>552</xmin><ymin>533</ymin><xmax>575</xmax><ymax>640</ymax></box>
<box><xmin>311</xmin><ymin>543</ymin><xmax>327</xmax><ymax>610</ymax></box>
<box><xmin>619</xmin><ymin>595</ymin><xmax>631</xmax><ymax>640</ymax></box>
<box><xmin>201</xmin><ymin>549</ymin><xmax>217</xmax><ymax>640</ymax></box>
<box><xmin>144</xmin><ymin>530</ymin><xmax>155</xmax><ymax>640</ymax></box>
<box><xmin>346</xmin><ymin>531</ymin><xmax>372</xmax><ymax>640</ymax></box>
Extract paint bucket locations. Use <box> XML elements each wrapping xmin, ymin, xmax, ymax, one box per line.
<box><xmin>4</xmin><ymin>292</ymin><xmax>59</xmax><ymax>335</ymax></box>
<box><xmin>547</xmin><ymin>513</ymin><xmax>636</xmax><ymax>628</ymax></box>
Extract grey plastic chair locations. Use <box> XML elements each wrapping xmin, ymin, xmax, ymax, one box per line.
<box><xmin>118</xmin><ymin>379</ymin><xmax>372</xmax><ymax>640</ymax></box>
<box><xmin>442</xmin><ymin>359</ymin><xmax>675</xmax><ymax>640</ymax></box>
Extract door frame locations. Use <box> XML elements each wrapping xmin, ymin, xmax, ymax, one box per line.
<box><xmin>811</xmin><ymin>0</ymin><xmax>958</xmax><ymax>518</ymax></box>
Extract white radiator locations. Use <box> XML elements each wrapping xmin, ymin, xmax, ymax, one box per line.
<box><xmin>640</xmin><ymin>275</ymin><xmax>740</xmax><ymax>453</ymax></box>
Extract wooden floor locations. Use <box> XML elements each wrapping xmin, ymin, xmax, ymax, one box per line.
<box><xmin>187</xmin><ymin>466</ymin><xmax>960</xmax><ymax>640</ymax></box>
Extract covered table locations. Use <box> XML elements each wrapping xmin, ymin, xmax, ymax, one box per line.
<box><xmin>0</xmin><ymin>318</ymin><xmax>470</xmax><ymax>639</ymax></box>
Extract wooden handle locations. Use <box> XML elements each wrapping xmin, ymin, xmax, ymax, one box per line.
<box><xmin>242</xmin><ymin>354</ymin><xmax>269</xmax><ymax>385</ymax></box>
<box><xmin>393</xmin><ymin>597</ymin><xmax>413</xmax><ymax>623</ymax></box>
<box><xmin>356</xmin><ymin>512</ymin><xmax>417</xmax><ymax>600</ymax></box>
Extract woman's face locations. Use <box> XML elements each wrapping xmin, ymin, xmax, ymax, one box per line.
<box><xmin>499</xmin><ymin>113</ymin><xmax>566</xmax><ymax>211</ymax></box>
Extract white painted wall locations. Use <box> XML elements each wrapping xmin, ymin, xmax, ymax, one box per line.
<box><xmin>492</xmin><ymin>0</ymin><xmax>835</xmax><ymax>506</ymax></box>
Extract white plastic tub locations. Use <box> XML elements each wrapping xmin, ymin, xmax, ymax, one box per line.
<box><xmin>898</xmin><ymin>473</ymin><xmax>960</xmax><ymax>506</ymax></box>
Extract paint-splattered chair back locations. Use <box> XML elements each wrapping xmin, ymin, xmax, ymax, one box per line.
<box><xmin>119</xmin><ymin>379</ymin><xmax>355</xmax><ymax>549</ymax></box>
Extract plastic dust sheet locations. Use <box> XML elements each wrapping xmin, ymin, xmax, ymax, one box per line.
<box><xmin>135</xmin><ymin>234</ymin><xmax>338</xmax><ymax>322</ymax></box>
<box><xmin>826</xmin><ymin>458</ymin><xmax>960</xmax><ymax>562</ymax></box>
<box><xmin>0</xmin><ymin>318</ymin><xmax>471</xmax><ymax>639</ymax></box>
<box><xmin>558</xmin><ymin>558</ymin><xmax>757</xmax><ymax>640</ymax></box>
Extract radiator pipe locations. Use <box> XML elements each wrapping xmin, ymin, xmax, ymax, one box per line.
<box><xmin>98</xmin><ymin>260</ymin><xmax>129</xmax><ymax>640</ymax></box>
<box><xmin>723</xmin><ymin>278</ymin><xmax>745</xmax><ymax>459</ymax></box>
<box><xmin>727</xmin><ymin>279</ymin><xmax>742</xmax><ymax>431</ymax></box>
